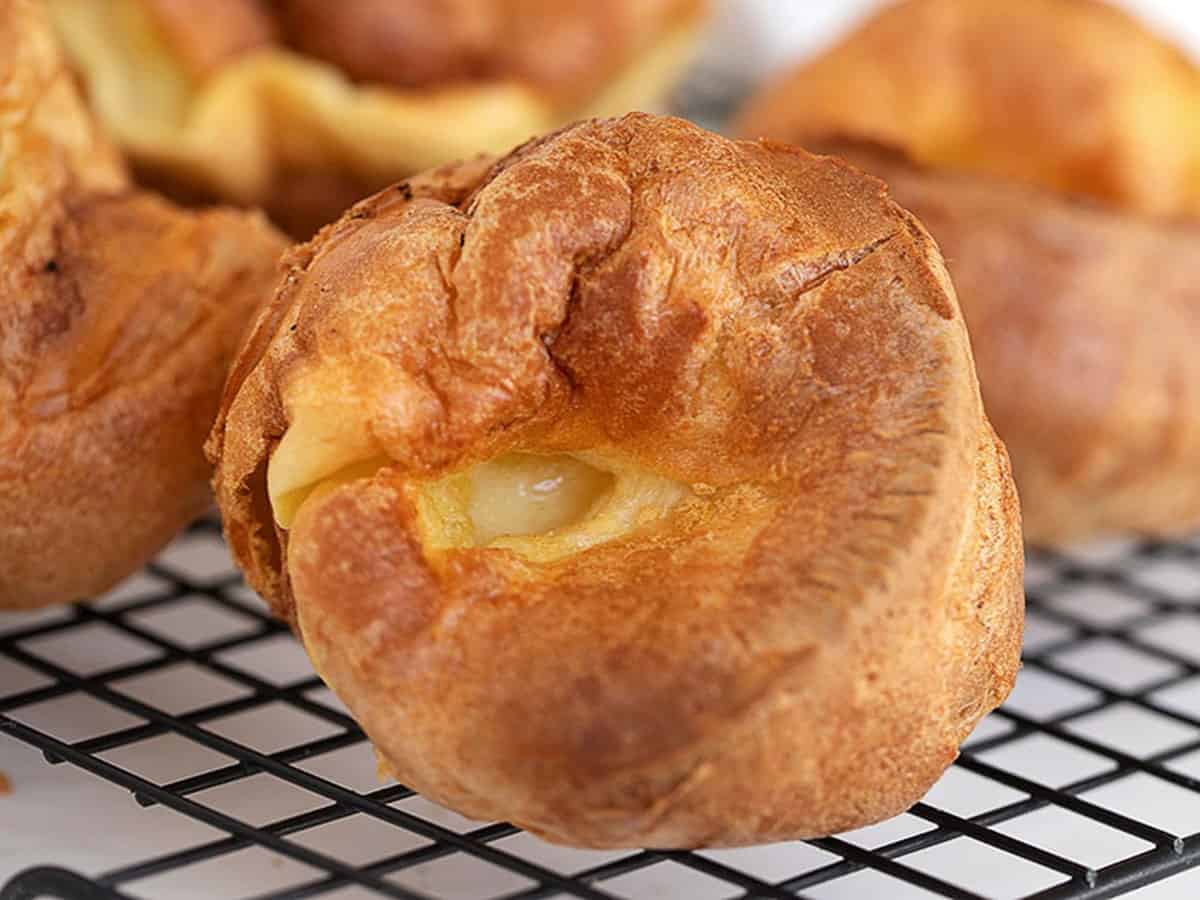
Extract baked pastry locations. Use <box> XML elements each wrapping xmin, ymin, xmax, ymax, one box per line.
<box><xmin>47</xmin><ymin>0</ymin><xmax>708</xmax><ymax>237</ymax></box>
<box><xmin>735</xmin><ymin>0</ymin><xmax>1200</xmax><ymax>218</ymax></box>
<box><xmin>0</xmin><ymin>0</ymin><xmax>286</xmax><ymax>609</ymax></box>
<box><xmin>736</xmin><ymin>0</ymin><xmax>1200</xmax><ymax>545</ymax></box>
<box><xmin>807</xmin><ymin>141</ymin><xmax>1200</xmax><ymax>546</ymax></box>
<box><xmin>209</xmin><ymin>113</ymin><xmax>1023</xmax><ymax>847</ymax></box>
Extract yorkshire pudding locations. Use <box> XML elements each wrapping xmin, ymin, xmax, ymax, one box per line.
<box><xmin>736</xmin><ymin>0</ymin><xmax>1200</xmax><ymax>546</ymax></box>
<box><xmin>46</xmin><ymin>0</ymin><xmax>708</xmax><ymax>237</ymax></box>
<box><xmin>209</xmin><ymin>113</ymin><xmax>1023</xmax><ymax>847</ymax></box>
<box><xmin>0</xmin><ymin>0</ymin><xmax>286</xmax><ymax>609</ymax></box>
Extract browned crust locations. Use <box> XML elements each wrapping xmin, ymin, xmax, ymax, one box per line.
<box><xmin>0</xmin><ymin>0</ymin><xmax>286</xmax><ymax>608</ymax></box>
<box><xmin>734</xmin><ymin>0</ymin><xmax>1200</xmax><ymax>218</ymax></box>
<box><xmin>132</xmin><ymin>159</ymin><xmax>394</xmax><ymax>247</ymax></box>
<box><xmin>210</xmin><ymin>113</ymin><xmax>1023</xmax><ymax>846</ymax></box>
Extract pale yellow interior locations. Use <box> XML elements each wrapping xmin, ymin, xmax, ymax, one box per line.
<box><xmin>268</xmin><ymin>425</ymin><xmax>689</xmax><ymax>562</ymax></box>
<box><xmin>417</xmin><ymin>452</ymin><xmax>690</xmax><ymax>563</ymax></box>
<box><xmin>465</xmin><ymin>454</ymin><xmax>616</xmax><ymax>545</ymax></box>
<box><xmin>267</xmin><ymin>398</ymin><xmax>381</xmax><ymax>529</ymax></box>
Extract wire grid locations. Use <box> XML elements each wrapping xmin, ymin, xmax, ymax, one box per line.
<box><xmin>1</xmin><ymin>520</ymin><xmax>1200</xmax><ymax>900</ymax></box>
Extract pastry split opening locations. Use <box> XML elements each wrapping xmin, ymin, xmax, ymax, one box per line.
<box><xmin>465</xmin><ymin>454</ymin><xmax>616</xmax><ymax>545</ymax></box>
<box><xmin>267</xmin><ymin>409</ymin><xmax>690</xmax><ymax>560</ymax></box>
<box><xmin>418</xmin><ymin>451</ymin><xmax>690</xmax><ymax>562</ymax></box>
<box><xmin>270</xmin><ymin>455</ymin><xmax>391</xmax><ymax>529</ymax></box>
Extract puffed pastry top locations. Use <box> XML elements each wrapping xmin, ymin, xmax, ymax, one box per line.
<box><xmin>736</xmin><ymin>0</ymin><xmax>1200</xmax><ymax>217</ymax></box>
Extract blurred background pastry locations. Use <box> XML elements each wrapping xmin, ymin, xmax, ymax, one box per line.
<box><xmin>48</xmin><ymin>0</ymin><xmax>709</xmax><ymax>237</ymax></box>
<box><xmin>735</xmin><ymin>0</ymin><xmax>1200</xmax><ymax>546</ymax></box>
<box><xmin>0</xmin><ymin>0</ymin><xmax>286</xmax><ymax>609</ymax></box>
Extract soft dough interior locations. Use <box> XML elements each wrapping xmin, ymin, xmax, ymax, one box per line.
<box><xmin>419</xmin><ymin>452</ymin><xmax>690</xmax><ymax>562</ymax></box>
<box><xmin>269</xmin><ymin>428</ymin><xmax>690</xmax><ymax>562</ymax></box>
<box><xmin>466</xmin><ymin>453</ymin><xmax>616</xmax><ymax>545</ymax></box>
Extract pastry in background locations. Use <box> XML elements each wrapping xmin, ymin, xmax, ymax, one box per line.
<box><xmin>736</xmin><ymin>0</ymin><xmax>1200</xmax><ymax>546</ymax></box>
<box><xmin>208</xmin><ymin>113</ymin><xmax>1023</xmax><ymax>847</ymax></box>
<box><xmin>0</xmin><ymin>0</ymin><xmax>286</xmax><ymax>609</ymax></box>
<box><xmin>48</xmin><ymin>0</ymin><xmax>709</xmax><ymax>237</ymax></box>
<box><xmin>805</xmin><ymin>140</ymin><xmax>1200</xmax><ymax>547</ymax></box>
<box><xmin>736</xmin><ymin>0</ymin><xmax>1200</xmax><ymax>217</ymax></box>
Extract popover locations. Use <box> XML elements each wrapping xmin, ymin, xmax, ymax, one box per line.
<box><xmin>737</xmin><ymin>0</ymin><xmax>1200</xmax><ymax>545</ymax></box>
<box><xmin>209</xmin><ymin>113</ymin><xmax>1023</xmax><ymax>847</ymax></box>
<box><xmin>0</xmin><ymin>0</ymin><xmax>286</xmax><ymax>609</ymax></box>
<box><xmin>47</xmin><ymin>0</ymin><xmax>708</xmax><ymax>236</ymax></box>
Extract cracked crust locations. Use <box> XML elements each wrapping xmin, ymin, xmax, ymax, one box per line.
<box><xmin>48</xmin><ymin>0</ymin><xmax>708</xmax><ymax>237</ymax></box>
<box><xmin>736</xmin><ymin>0</ymin><xmax>1200</xmax><ymax>545</ymax></box>
<box><xmin>0</xmin><ymin>0</ymin><xmax>287</xmax><ymax>609</ymax></box>
<box><xmin>209</xmin><ymin>114</ymin><xmax>1023</xmax><ymax>847</ymax></box>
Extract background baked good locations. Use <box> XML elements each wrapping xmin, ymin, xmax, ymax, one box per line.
<box><xmin>736</xmin><ymin>0</ymin><xmax>1200</xmax><ymax>545</ymax></box>
<box><xmin>48</xmin><ymin>0</ymin><xmax>709</xmax><ymax>237</ymax></box>
<box><xmin>735</xmin><ymin>0</ymin><xmax>1200</xmax><ymax>217</ymax></box>
<box><xmin>0</xmin><ymin>0</ymin><xmax>287</xmax><ymax>609</ymax></box>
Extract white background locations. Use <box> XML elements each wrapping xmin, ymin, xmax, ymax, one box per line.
<box><xmin>705</xmin><ymin>0</ymin><xmax>1200</xmax><ymax>83</ymax></box>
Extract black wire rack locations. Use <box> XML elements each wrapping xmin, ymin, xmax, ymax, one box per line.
<box><xmin>2</xmin><ymin>518</ymin><xmax>1200</xmax><ymax>900</ymax></box>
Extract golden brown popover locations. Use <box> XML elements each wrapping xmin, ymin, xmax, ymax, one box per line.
<box><xmin>0</xmin><ymin>0</ymin><xmax>287</xmax><ymax>609</ymax></box>
<box><xmin>47</xmin><ymin>0</ymin><xmax>708</xmax><ymax>237</ymax></box>
<box><xmin>208</xmin><ymin>113</ymin><xmax>1023</xmax><ymax>847</ymax></box>
<box><xmin>736</xmin><ymin>0</ymin><xmax>1200</xmax><ymax>545</ymax></box>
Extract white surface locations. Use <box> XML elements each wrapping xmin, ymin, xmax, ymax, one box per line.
<box><xmin>4</xmin><ymin>536</ymin><xmax>1200</xmax><ymax>899</ymax></box>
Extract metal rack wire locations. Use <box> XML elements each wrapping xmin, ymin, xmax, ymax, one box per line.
<box><xmin>2</xmin><ymin>518</ymin><xmax>1200</xmax><ymax>900</ymax></box>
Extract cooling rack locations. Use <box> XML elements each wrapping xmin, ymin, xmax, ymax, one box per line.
<box><xmin>2</xmin><ymin>518</ymin><xmax>1200</xmax><ymax>900</ymax></box>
